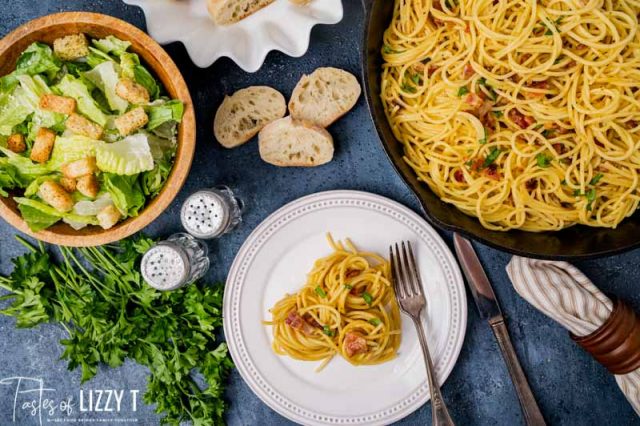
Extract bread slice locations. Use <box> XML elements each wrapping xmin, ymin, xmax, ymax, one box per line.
<box><xmin>207</xmin><ymin>0</ymin><xmax>275</xmax><ymax>25</ymax></box>
<box><xmin>214</xmin><ymin>86</ymin><xmax>286</xmax><ymax>148</ymax></box>
<box><xmin>259</xmin><ymin>116</ymin><xmax>334</xmax><ymax>167</ymax></box>
<box><xmin>289</xmin><ymin>67</ymin><xmax>362</xmax><ymax>128</ymax></box>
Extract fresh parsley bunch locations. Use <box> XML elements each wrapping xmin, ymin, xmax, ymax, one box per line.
<box><xmin>0</xmin><ymin>235</ymin><xmax>233</xmax><ymax>425</ymax></box>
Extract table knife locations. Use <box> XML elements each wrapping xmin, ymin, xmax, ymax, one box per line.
<box><xmin>453</xmin><ymin>233</ymin><xmax>546</xmax><ymax>426</ymax></box>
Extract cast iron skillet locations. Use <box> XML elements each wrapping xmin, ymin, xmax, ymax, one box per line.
<box><xmin>361</xmin><ymin>0</ymin><xmax>640</xmax><ymax>260</ymax></box>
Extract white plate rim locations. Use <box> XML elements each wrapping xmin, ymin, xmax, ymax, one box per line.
<box><xmin>223</xmin><ymin>190</ymin><xmax>467</xmax><ymax>425</ymax></box>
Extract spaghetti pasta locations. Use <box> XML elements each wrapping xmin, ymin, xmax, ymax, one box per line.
<box><xmin>381</xmin><ymin>0</ymin><xmax>640</xmax><ymax>231</ymax></box>
<box><xmin>263</xmin><ymin>235</ymin><xmax>402</xmax><ymax>371</ymax></box>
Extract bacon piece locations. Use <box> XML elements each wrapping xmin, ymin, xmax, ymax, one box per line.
<box><xmin>553</xmin><ymin>143</ymin><xmax>567</xmax><ymax>155</ymax></box>
<box><xmin>463</xmin><ymin>63</ymin><xmax>475</xmax><ymax>79</ymax></box>
<box><xmin>464</xmin><ymin>93</ymin><xmax>484</xmax><ymax>109</ymax></box>
<box><xmin>483</xmin><ymin>163</ymin><xmax>501</xmax><ymax>180</ymax></box>
<box><xmin>509</xmin><ymin>109</ymin><xmax>535</xmax><ymax>129</ymax></box>
<box><xmin>525</xmin><ymin>81</ymin><xmax>549</xmax><ymax>99</ymax></box>
<box><xmin>346</xmin><ymin>269</ymin><xmax>359</xmax><ymax>279</ymax></box>
<box><xmin>469</xmin><ymin>158</ymin><xmax>484</xmax><ymax>172</ymax></box>
<box><xmin>454</xmin><ymin>169</ymin><xmax>465</xmax><ymax>182</ymax></box>
<box><xmin>344</xmin><ymin>332</ymin><xmax>368</xmax><ymax>357</ymax></box>
<box><xmin>526</xmin><ymin>179</ymin><xmax>538</xmax><ymax>191</ymax></box>
<box><xmin>285</xmin><ymin>310</ymin><xmax>315</xmax><ymax>335</ymax></box>
<box><xmin>428</xmin><ymin>65</ymin><xmax>439</xmax><ymax>77</ymax></box>
<box><xmin>626</xmin><ymin>120</ymin><xmax>638</xmax><ymax>130</ymax></box>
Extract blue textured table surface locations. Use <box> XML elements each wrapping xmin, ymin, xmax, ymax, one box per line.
<box><xmin>0</xmin><ymin>2</ymin><xmax>639</xmax><ymax>425</ymax></box>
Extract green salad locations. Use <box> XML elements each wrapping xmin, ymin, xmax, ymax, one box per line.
<box><xmin>0</xmin><ymin>33</ymin><xmax>184</xmax><ymax>232</ymax></box>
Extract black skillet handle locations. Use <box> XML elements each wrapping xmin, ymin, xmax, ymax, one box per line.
<box><xmin>361</xmin><ymin>0</ymin><xmax>374</xmax><ymax>13</ymax></box>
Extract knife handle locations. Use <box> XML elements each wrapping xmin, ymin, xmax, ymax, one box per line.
<box><xmin>490</xmin><ymin>318</ymin><xmax>547</xmax><ymax>426</ymax></box>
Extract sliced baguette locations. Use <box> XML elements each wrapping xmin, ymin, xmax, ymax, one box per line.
<box><xmin>289</xmin><ymin>67</ymin><xmax>362</xmax><ymax>128</ymax></box>
<box><xmin>207</xmin><ymin>0</ymin><xmax>275</xmax><ymax>25</ymax></box>
<box><xmin>259</xmin><ymin>116</ymin><xmax>334</xmax><ymax>167</ymax></box>
<box><xmin>214</xmin><ymin>86</ymin><xmax>286</xmax><ymax>148</ymax></box>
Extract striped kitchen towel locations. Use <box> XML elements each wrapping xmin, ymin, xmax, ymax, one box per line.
<box><xmin>506</xmin><ymin>257</ymin><xmax>640</xmax><ymax>416</ymax></box>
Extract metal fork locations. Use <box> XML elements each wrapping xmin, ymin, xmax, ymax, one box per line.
<box><xmin>390</xmin><ymin>242</ymin><xmax>455</xmax><ymax>426</ymax></box>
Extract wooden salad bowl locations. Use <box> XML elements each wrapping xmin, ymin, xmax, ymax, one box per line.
<box><xmin>0</xmin><ymin>12</ymin><xmax>196</xmax><ymax>247</ymax></box>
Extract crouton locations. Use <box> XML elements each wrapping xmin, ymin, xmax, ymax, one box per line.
<box><xmin>97</xmin><ymin>204</ymin><xmax>121</xmax><ymax>230</ymax></box>
<box><xmin>115</xmin><ymin>79</ymin><xmax>150</xmax><ymax>104</ymax></box>
<box><xmin>39</xmin><ymin>94</ymin><xmax>76</xmax><ymax>115</ymax></box>
<box><xmin>61</xmin><ymin>156</ymin><xmax>97</xmax><ymax>179</ymax></box>
<box><xmin>59</xmin><ymin>177</ymin><xmax>77</xmax><ymax>193</ymax></box>
<box><xmin>65</xmin><ymin>113</ymin><xmax>104</xmax><ymax>139</ymax></box>
<box><xmin>38</xmin><ymin>181</ymin><xmax>73</xmax><ymax>213</ymax></box>
<box><xmin>53</xmin><ymin>34</ymin><xmax>89</xmax><ymax>61</ymax></box>
<box><xmin>30</xmin><ymin>128</ymin><xmax>56</xmax><ymax>163</ymax></box>
<box><xmin>76</xmin><ymin>174</ymin><xmax>99</xmax><ymax>198</ymax></box>
<box><xmin>114</xmin><ymin>107</ymin><xmax>148</xmax><ymax>136</ymax></box>
<box><xmin>7</xmin><ymin>134</ymin><xmax>26</xmax><ymax>153</ymax></box>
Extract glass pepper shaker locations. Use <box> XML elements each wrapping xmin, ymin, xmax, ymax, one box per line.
<box><xmin>180</xmin><ymin>185</ymin><xmax>244</xmax><ymax>239</ymax></box>
<box><xmin>140</xmin><ymin>233</ymin><xmax>210</xmax><ymax>291</ymax></box>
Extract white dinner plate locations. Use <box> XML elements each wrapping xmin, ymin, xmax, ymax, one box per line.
<box><xmin>223</xmin><ymin>190</ymin><xmax>467</xmax><ymax>425</ymax></box>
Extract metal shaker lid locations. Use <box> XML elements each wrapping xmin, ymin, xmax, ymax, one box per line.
<box><xmin>180</xmin><ymin>190</ymin><xmax>229</xmax><ymax>239</ymax></box>
<box><xmin>141</xmin><ymin>242</ymin><xmax>190</xmax><ymax>291</ymax></box>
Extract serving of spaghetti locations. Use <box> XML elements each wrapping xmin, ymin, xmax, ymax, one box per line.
<box><xmin>381</xmin><ymin>0</ymin><xmax>640</xmax><ymax>231</ymax></box>
<box><xmin>263</xmin><ymin>235</ymin><xmax>402</xmax><ymax>371</ymax></box>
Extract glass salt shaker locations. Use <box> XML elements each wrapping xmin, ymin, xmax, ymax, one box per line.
<box><xmin>180</xmin><ymin>185</ymin><xmax>243</xmax><ymax>239</ymax></box>
<box><xmin>141</xmin><ymin>233</ymin><xmax>210</xmax><ymax>291</ymax></box>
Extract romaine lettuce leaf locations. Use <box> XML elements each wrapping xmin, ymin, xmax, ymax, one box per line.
<box><xmin>55</xmin><ymin>75</ymin><xmax>107</xmax><ymax>126</ymax></box>
<box><xmin>15</xmin><ymin>42</ymin><xmax>61</xmax><ymax>81</ymax></box>
<box><xmin>0</xmin><ymin>159</ymin><xmax>28</xmax><ymax>197</ymax></box>
<box><xmin>86</xmin><ymin>47</ymin><xmax>115</xmax><ymax>69</ymax></box>
<box><xmin>141</xmin><ymin>155</ymin><xmax>173</xmax><ymax>199</ymax></box>
<box><xmin>48</xmin><ymin>135</ymin><xmax>105</xmax><ymax>169</ymax></box>
<box><xmin>118</xmin><ymin>51</ymin><xmax>159</xmax><ymax>100</ymax></box>
<box><xmin>15</xmin><ymin>197</ymin><xmax>99</xmax><ymax>232</ymax></box>
<box><xmin>145</xmin><ymin>131</ymin><xmax>176</xmax><ymax>160</ymax></box>
<box><xmin>133</xmin><ymin>65</ymin><xmax>160</xmax><ymax>100</ymax></box>
<box><xmin>92</xmin><ymin>36</ymin><xmax>131</xmax><ymax>56</ymax></box>
<box><xmin>146</xmin><ymin>100</ymin><xmax>183</xmax><ymax>130</ymax></box>
<box><xmin>0</xmin><ymin>146</ymin><xmax>51</xmax><ymax>179</ymax></box>
<box><xmin>101</xmin><ymin>174</ymin><xmax>145</xmax><ymax>217</ymax></box>
<box><xmin>83</xmin><ymin>62</ymin><xmax>128</xmax><ymax>113</ymax></box>
<box><xmin>96</xmin><ymin>133</ymin><xmax>154</xmax><ymax>175</ymax></box>
<box><xmin>17</xmin><ymin>202</ymin><xmax>60</xmax><ymax>231</ymax></box>
<box><xmin>73</xmin><ymin>192</ymin><xmax>113</xmax><ymax>216</ymax></box>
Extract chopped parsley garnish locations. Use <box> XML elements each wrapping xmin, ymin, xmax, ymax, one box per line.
<box><xmin>561</xmin><ymin>179</ymin><xmax>567</xmax><ymax>185</ymax></box>
<box><xmin>493</xmin><ymin>110</ymin><xmax>504</xmax><ymax>118</ymax></box>
<box><xmin>383</xmin><ymin>45</ymin><xmax>399</xmax><ymax>54</ymax></box>
<box><xmin>315</xmin><ymin>286</ymin><xmax>327</xmax><ymax>298</ymax></box>
<box><xmin>344</xmin><ymin>284</ymin><xmax>353</xmax><ymax>290</ymax></box>
<box><xmin>323</xmin><ymin>325</ymin><xmax>334</xmax><ymax>337</ymax></box>
<box><xmin>478</xmin><ymin>77</ymin><xmax>497</xmax><ymax>100</ymax></box>
<box><xmin>541</xmin><ymin>129</ymin><xmax>554</xmax><ymax>138</ymax></box>
<box><xmin>369</xmin><ymin>318</ymin><xmax>382</xmax><ymax>326</ymax></box>
<box><xmin>457</xmin><ymin>86</ymin><xmax>469</xmax><ymax>97</ymax></box>
<box><xmin>536</xmin><ymin>153</ymin><xmax>552</xmax><ymax>168</ymax></box>
<box><xmin>362</xmin><ymin>292</ymin><xmax>373</xmax><ymax>306</ymax></box>
<box><xmin>401</xmin><ymin>83</ymin><xmax>417</xmax><ymax>93</ymax></box>
<box><xmin>554</xmin><ymin>55</ymin><xmax>564</xmax><ymax>64</ymax></box>
<box><xmin>589</xmin><ymin>173</ymin><xmax>604</xmax><ymax>185</ymax></box>
<box><xmin>411</xmin><ymin>74</ymin><xmax>421</xmax><ymax>84</ymax></box>
<box><xmin>542</xmin><ymin>17</ymin><xmax>563</xmax><ymax>36</ymax></box>
<box><xmin>573</xmin><ymin>189</ymin><xmax>582</xmax><ymax>196</ymax></box>
<box><xmin>483</xmin><ymin>147</ymin><xmax>502</xmax><ymax>168</ymax></box>
<box><xmin>586</xmin><ymin>188</ymin><xmax>596</xmax><ymax>210</ymax></box>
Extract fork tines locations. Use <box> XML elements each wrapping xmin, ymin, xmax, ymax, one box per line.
<box><xmin>390</xmin><ymin>242</ymin><xmax>426</xmax><ymax>311</ymax></box>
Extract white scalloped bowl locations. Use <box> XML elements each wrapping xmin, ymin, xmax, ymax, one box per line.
<box><xmin>122</xmin><ymin>0</ymin><xmax>343</xmax><ymax>71</ymax></box>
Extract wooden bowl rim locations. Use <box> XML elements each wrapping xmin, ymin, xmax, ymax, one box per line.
<box><xmin>0</xmin><ymin>12</ymin><xmax>196</xmax><ymax>247</ymax></box>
